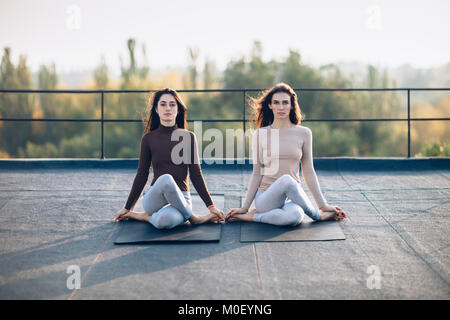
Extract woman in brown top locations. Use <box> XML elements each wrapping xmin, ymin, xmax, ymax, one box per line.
<box><xmin>226</xmin><ymin>83</ymin><xmax>346</xmax><ymax>225</ymax></box>
<box><xmin>114</xmin><ymin>88</ymin><xmax>225</xmax><ymax>228</ymax></box>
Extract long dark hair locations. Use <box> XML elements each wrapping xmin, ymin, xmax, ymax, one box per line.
<box><xmin>250</xmin><ymin>83</ymin><xmax>304</xmax><ymax>129</ymax></box>
<box><xmin>143</xmin><ymin>88</ymin><xmax>188</xmax><ymax>134</ymax></box>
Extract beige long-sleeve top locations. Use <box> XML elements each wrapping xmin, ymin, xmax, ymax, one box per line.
<box><xmin>241</xmin><ymin>125</ymin><xmax>328</xmax><ymax>210</ymax></box>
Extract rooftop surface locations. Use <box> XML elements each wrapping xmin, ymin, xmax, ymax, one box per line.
<box><xmin>0</xmin><ymin>158</ymin><xmax>449</xmax><ymax>300</ymax></box>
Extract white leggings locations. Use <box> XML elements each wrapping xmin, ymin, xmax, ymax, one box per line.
<box><xmin>253</xmin><ymin>174</ymin><xmax>322</xmax><ymax>226</ymax></box>
<box><xmin>142</xmin><ymin>174</ymin><xmax>193</xmax><ymax>229</ymax></box>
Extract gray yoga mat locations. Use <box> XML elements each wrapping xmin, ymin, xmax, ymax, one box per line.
<box><xmin>114</xmin><ymin>220</ymin><xmax>222</xmax><ymax>244</ymax></box>
<box><xmin>240</xmin><ymin>216</ymin><xmax>346</xmax><ymax>242</ymax></box>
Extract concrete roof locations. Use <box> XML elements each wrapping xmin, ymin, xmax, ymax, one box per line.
<box><xmin>0</xmin><ymin>158</ymin><xmax>449</xmax><ymax>299</ymax></box>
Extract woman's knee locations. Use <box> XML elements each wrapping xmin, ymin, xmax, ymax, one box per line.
<box><xmin>285</xmin><ymin>205</ymin><xmax>304</xmax><ymax>225</ymax></box>
<box><xmin>292</xmin><ymin>210</ymin><xmax>304</xmax><ymax>225</ymax></box>
<box><xmin>285</xmin><ymin>211</ymin><xmax>303</xmax><ymax>226</ymax></box>
<box><xmin>150</xmin><ymin>213</ymin><xmax>177</xmax><ymax>229</ymax></box>
<box><xmin>154</xmin><ymin>215</ymin><xmax>173</xmax><ymax>229</ymax></box>
<box><xmin>154</xmin><ymin>174</ymin><xmax>176</xmax><ymax>189</ymax></box>
<box><xmin>278</xmin><ymin>174</ymin><xmax>297</xmax><ymax>190</ymax></box>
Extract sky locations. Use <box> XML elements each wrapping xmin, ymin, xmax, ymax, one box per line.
<box><xmin>0</xmin><ymin>0</ymin><xmax>449</xmax><ymax>75</ymax></box>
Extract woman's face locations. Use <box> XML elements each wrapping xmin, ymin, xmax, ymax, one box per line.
<box><xmin>156</xmin><ymin>93</ymin><xmax>178</xmax><ymax>123</ymax></box>
<box><xmin>269</xmin><ymin>92</ymin><xmax>291</xmax><ymax>120</ymax></box>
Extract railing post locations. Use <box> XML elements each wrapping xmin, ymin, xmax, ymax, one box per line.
<box><xmin>101</xmin><ymin>91</ymin><xmax>104</xmax><ymax>159</ymax></box>
<box><xmin>243</xmin><ymin>89</ymin><xmax>246</xmax><ymax>160</ymax></box>
<box><xmin>407</xmin><ymin>89</ymin><xmax>410</xmax><ymax>158</ymax></box>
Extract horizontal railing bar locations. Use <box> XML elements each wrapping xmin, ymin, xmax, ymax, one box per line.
<box><xmin>1</xmin><ymin>88</ymin><xmax>449</xmax><ymax>94</ymax></box>
<box><xmin>304</xmin><ymin>118</ymin><xmax>450</xmax><ymax>121</ymax></box>
<box><xmin>1</xmin><ymin>118</ymin><xmax>449</xmax><ymax>122</ymax></box>
<box><xmin>0</xmin><ymin>118</ymin><xmax>245</xmax><ymax>122</ymax></box>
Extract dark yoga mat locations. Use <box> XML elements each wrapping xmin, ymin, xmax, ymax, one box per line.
<box><xmin>240</xmin><ymin>216</ymin><xmax>346</xmax><ymax>242</ymax></box>
<box><xmin>114</xmin><ymin>220</ymin><xmax>222</xmax><ymax>244</ymax></box>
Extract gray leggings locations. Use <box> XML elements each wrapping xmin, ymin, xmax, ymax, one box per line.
<box><xmin>253</xmin><ymin>174</ymin><xmax>322</xmax><ymax>226</ymax></box>
<box><xmin>142</xmin><ymin>174</ymin><xmax>193</xmax><ymax>229</ymax></box>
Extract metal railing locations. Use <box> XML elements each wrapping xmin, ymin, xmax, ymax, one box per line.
<box><xmin>1</xmin><ymin>88</ymin><xmax>449</xmax><ymax>158</ymax></box>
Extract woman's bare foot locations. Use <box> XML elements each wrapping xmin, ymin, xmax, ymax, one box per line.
<box><xmin>227</xmin><ymin>208</ymin><xmax>257</xmax><ymax>222</ymax></box>
<box><xmin>116</xmin><ymin>211</ymin><xmax>149</xmax><ymax>222</ymax></box>
<box><xmin>318</xmin><ymin>210</ymin><xmax>345</xmax><ymax>221</ymax></box>
<box><xmin>130</xmin><ymin>211</ymin><xmax>150</xmax><ymax>222</ymax></box>
<box><xmin>189</xmin><ymin>213</ymin><xmax>217</xmax><ymax>225</ymax></box>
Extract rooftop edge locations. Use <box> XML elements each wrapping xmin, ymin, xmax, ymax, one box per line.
<box><xmin>0</xmin><ymin>157</ymin><xmax>449</xmax><ymax>171</ymax></box>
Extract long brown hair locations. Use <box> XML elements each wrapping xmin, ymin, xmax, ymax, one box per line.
<box><xmin>143</xmin><ymin>88</ymin><xmax>188</xmax><ymax>134</ymax></box>
<box><xmin>250</xmin><ymin>83</ymin><xmax>304</xmax><ymax>129</ymax></box>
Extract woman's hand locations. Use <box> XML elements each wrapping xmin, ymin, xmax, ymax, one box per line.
<box><xmin>114</xmin><ymin>208</ymin><xmax>130</xmax><ymax>222</ymax></box>
<box><xmin>208</xmin><ymin>205</ymin><xmax>225</xmax><ymax>222</ymax></box>
<box><xmin>225</xmin><ymin>208</ymin><xmax>248</xmax><ymax>220</ymax></box>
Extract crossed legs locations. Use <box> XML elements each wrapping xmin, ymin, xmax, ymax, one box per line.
<box><xmin>254</xmin><ymin>174</ymin><xmax>322</xmax><ymax>224</ymax></box>
<box><xmin>228</xmin><ymin>174</ymin><xmax>322</xmax><ymax>226</ymax></box>
<box><xmin>123</xmin><ymin>174</ymin><xmax>215</xmax><ymax>229</ymax></box>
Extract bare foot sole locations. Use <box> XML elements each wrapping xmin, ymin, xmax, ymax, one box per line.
<box><xmin>318</xmin><ymin>210</ymin><xmax>346</xmax><ymax>221</ymax></box>
<box><xmin>130</xmin><ymin>211</ymin><xmax>150</xmax><ymax>222</ymax></box>
<box><xmin>189</xmin><ymin>213</ymin><xmax>216</xmax><ymax>225</ymax></box>
<box><xmin>116</xmin><ymin>211</ymin><xmax>149</xmax><ymax>222</ymax></box>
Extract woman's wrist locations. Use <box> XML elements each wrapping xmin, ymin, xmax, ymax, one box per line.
<box><xmin>207</xmin><ymin>204</ymin><xmax>215</xmax><ymax>210</ymax></box>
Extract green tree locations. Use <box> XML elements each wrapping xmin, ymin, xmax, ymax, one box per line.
<box><xmin>416</xmin><ymin>141</ymin><xmax>450</xmax><ymax>157</ymax></box>
<box><xmin>0</xmin><ymin>47</ymin><xmax>18</xmax><ymax>156</ymax></box>
<box><xmin>0</xmin><ymin>48</ymin><xmax>34</xmax><ymax>157</ymax></box>
<box><xmin>37</xmin><ymin>63</ymin><xmax>58</xmax><ymax>144</ymax></box>
<box><xmin>94</xmin><ymin>55</ymin><xmax>108</xmax><ymax>89</ymax></box>
<box><xmin>187</xmin><ymin>47</ymin><xmax>199</xmax><ymax>89</ymax></box>
<box><xmin>203</xmin><ymin>58</ymin><xmax>217</xmax><ymax>90</ymax></box>
<box><xmin>119</xmin><ymin>38</ymin><xmax>149</xmax><ymax>88</ymax></box>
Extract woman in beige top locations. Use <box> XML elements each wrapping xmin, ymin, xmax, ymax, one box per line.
<box><xmin>226</xmin><ymin>83</ymin><xmax>346</xmax><ymax>225</ymax></box>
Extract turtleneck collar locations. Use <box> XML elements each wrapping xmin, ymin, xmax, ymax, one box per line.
<box><xmin>157</xmin><ymin>123</ymin><xmax>178</xmax><ymax>133</ymax></box>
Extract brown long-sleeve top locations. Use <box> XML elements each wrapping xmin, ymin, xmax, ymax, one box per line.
<box><xmin>124</xmin><ymin>124</ymin><xmax>213</xmax><ymax>210</ymax></box>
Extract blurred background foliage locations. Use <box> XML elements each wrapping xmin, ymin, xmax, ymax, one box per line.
<box><xmin>0</xmin><ymin>39</ymin><xmax>448</xmax><ymax>159</ymax></box>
